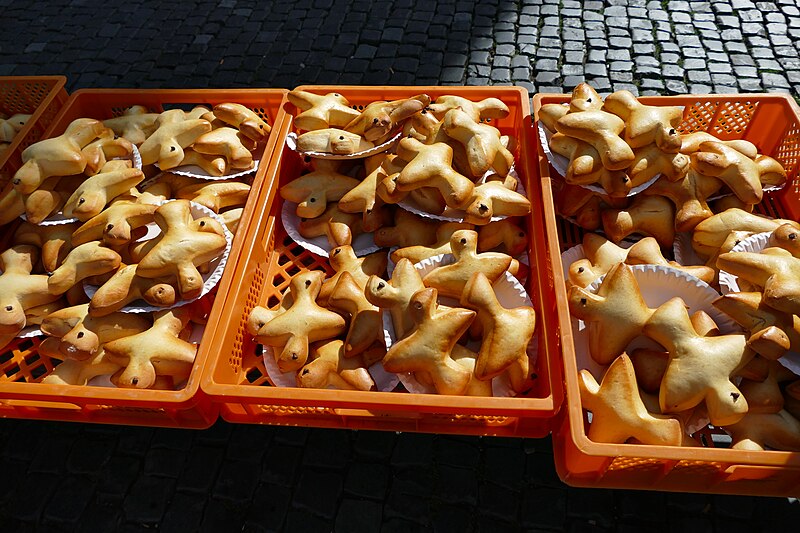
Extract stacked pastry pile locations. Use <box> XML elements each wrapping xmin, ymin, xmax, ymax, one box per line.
<box><xmin>0</xmin><ymin>112</ymin><xmax>31</xmax><ymax>156</ymax></box>
<box><xmin>247</xmin><ymin>91</ymin><xmax>537</xmax><ymax>395</ymax></box>
<box><xmin>554</xmin><ymin>84</ymin><xmax>800</xmax><ymax>452</ymax></box>
<box><xmin>0</xmin><ymin>102</ymin><xmax>268</xmax><ymax>390</ymax></box>
<box><xmin>542</xmin><ymin>83</ymin><xmax>786</xmax><ymax>240</ymax></box>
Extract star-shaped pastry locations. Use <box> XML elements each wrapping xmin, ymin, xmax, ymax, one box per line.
<box><xmin>464</xmin><ymin>179</ymin><xmax>531</xmax><ymax>225</ymax></box>
<box><xmin>642</xmin><ymin>169</ymin><xmax>718</xmax><ymax>232</ymax></box>
<box><xmin>460</xmin><ymin>272</ymin><xmax>535</xmax><ymax>392</ymax></box>
<box><xmin>442</xmin><ymin>108</ymin><xmax>514</xmax><ymax>178</ymax></box>
<box><xmin>250</xmin><ymin>270</ymin><xmax>346</xmax><ymax>372</ymax></box>
<box><xmin>14</xmin><ymin>118</ymin><xmax>107</xmax><ymax>194</ymax></box>
<box><xmin>63</xmin><ymin>167</ymin><xmax>145</xmax><ymax>221</ymax></box>
<box><xmin>423</xmin><ymin>229</ymin><xmax>514</xmax><ymax>299</ymax></box>
<box><xmin>477</xmin><ymin>219</ymin><xmax>528</xmax><ymax>257</ymax></box>
<box><xmin>192</xmin><ymin>126</ymin><xmax>255</xmax><ymax>170</ymax></box>
<box><xmin>717</xmin><ymin>247</ymin><xmax>800</xmax><ymax>316</ymax></box>
<box><xmin>390</xmin><ymin>222</ymin><xmax>473</xmax><ymax>265</ymax></box>
<box><xmin>213</xmin><ymin>102</ymin><xmax>271</xmax><ymax>142</ymax></box>
<box><xmin>281</xmin><ymin>159</ymin><xmax>360</xmax><ymax>218</ymax></box>
<box><xmin>625</xmin><ymin>237</ymin><xmax>715</xmax><ymax>285</ymax></box>
<box><xmin>628</xmin><ymin>144</ymin><xmax>690</xmax><ymax>184</ymax></box>
<box><xmin>296</xmin><ymin>128</ymin><xmax>373</xmax><ymax>154</ymax></box>
<box><xmin>47</xmin><ymin>242</ymin><xmax>122</xmax><ymax>295</ymax></box>
<box><xmin>601</xmin><ymin>194</ymin><xmax>676</xmax><ymax>247</ymax></box>
<box><xmin>0</xmin><ymin>246</ymin><xmax>63</xmax><ymax>347</ymax></box>
<box><xmin>713</xmin><ymin>291</ymin><xmax>800</xmax><ymax>360</ymax></box>
<box><xmin>317</xmin><ymin>244</ymin><xmax>387</xmax><ymax>306</ymax></box>
<box><xmin>89</xmin><ymin>264</ymin><xmax>176</xmax><ymax>316</ymax></box>
<box><xmin>103</xmin><ymin>107</ymin><xmax>159</xmax><ymax>145</ymax></box>
<box><xmin>365</xmin><ymin>258</ymin><xmax>426</xmax><ymax>340</ymax></box>
<box><xmin>176</xmin><ymin>180</ymin><xmax>251</xmax><ymax>214</ymax></box>
<box><xmin>428</xmin><ymin>95</ymin><xmax>510</xmax><ymax>122</ymax></box>
<box><xmin>71</xmin><ymin>201</ymin><xmax>156</xmax><ymax>246</ymax></box>
<box><xmin>136</xmin><ymin>200</ymin><xmax>228</xmax><ymax>299</ymax></box>
<box><xmin>555</xmin><ymin>109</ymin><xmax>635</xmax><ymax>171</ymax></box>
<box><xmin>644</xmin><ymin>297</ymin><xmax>754</xmax><ymax>426</ymax></box>
<box><xmin>691</xmin><ymin>141</ymin><xmax>783</xmax><ymax>204</ymax></box>
<box><xmin>738</xmin><ymin>360</ymin><xmax>797</xmax><ymax>414</ymax></box>
<box><xmin>345</xmin><ymin>94</ymin><xmax>430</xmax><ymax>144</ymax></box>
<box><xmin>13</xmin><ymin>221</ymin><xmax>79</xmax><ymax>272</ymax></box>
<box><xmin>724</xmin><ymin>409</ymin><xmax>800</xmax><ymax>451</ymax></box>
<box><xmin>102</xmin><ymin>308</ymin><xmax>196</xmax><ymax>388</ymax></box>
<box><xmin>372</xmin><ymin>202</ymin><xmax>439</xmax><ymax>249</ymax></box>
<box><xmin>549</xmin><ymin>133</ymin><xmax>605</xmax><ymax>185</ymax></box>
<box><xmin>338</xmin><ymin>154</ymin><xmax>399</xmax><ymax>230</ymax></box>
<box><xmin>680</xmin><ymin>132</ymin><xmax>757</xmax><ymax>158</ymax></box>
<box><xmin>41</xmin><ymin>303</ymin><xmax>150</xmax><ymax>361</ymax></box>
<box><xmin>603</xmin><ymin>90</ymin><xmax>683</xmax><ymax>151</ymax></box>
<box><xmin>386</xmin><ymin>137</ymin><xmax>475</xmax><ymax>210</ymax></box>
<box><xmin>568</xmin><ymin>262</ymin><xmax>656</xmax><ymax>365</ymax></box>
<box><xmin>382</xmin><ymin>288</ymin><xmax>475</xmax><ymax>395</ymax></box>
<box><xmin>568</xmin><ymin>233</ymin><xmax>629</xmax><ymax>288</ymax></box>
<box><xmin>297</xmin><ymin>203</ymin><xmax>364</xmax><ymax>247</ymax></box>
<box><xmin>327</xmin><ymin>272</ymin><xmax>383</xmax><ymax>357</ymax></box>
<box><xmin>296</xmin><ymin>339</ymin><xmax>376</xmax><ymax>391</ymax></box>
<box><xmin>287</xmin><ymin>90</ymin><xmax>361</xmax><ymax>131</ymax></box>
<box><xmin>579</xmin><ymin>353</ymin><xmax>683</xmax><ymax>445</ymax></box>
<box><xmin>768</xmin><ymin>223</ymin><xmax>800</xmax><ymax>258</ymax></box>
<box><xmin>138</xmin><ymin>110</ymin><xmax>211</xmax><ymax>169</ymax></box>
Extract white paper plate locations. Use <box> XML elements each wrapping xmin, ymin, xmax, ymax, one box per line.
<box><xmin>382</xmin><ymin>253</ymin><xmax>537</xmax><ymax>397</ymax></box>
<box><xmin>280</xmin><ymin>200</ymin><xmax>380</xmax><ymax>258</ymax></box>
<box><xmin>83</xmin><ymin>200</ymin><xmax>233</xmax><ymax>312</ymax></box>
<box><xmin>286</xmin><ymin>131</ymin><xmax>401</xmax><ymax>160</ymax></box>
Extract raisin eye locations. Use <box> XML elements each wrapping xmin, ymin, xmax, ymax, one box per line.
<box><xmin>77</xmin><ymin>332</ymin><xmax>84</xmax><ymax>339</ymax></box>
<box><xmin>302</xmin><ymin>369</ymin><xmax>310</xmax><ymax>375</ymax></box>
<box><xmin>789</xmin><ymin>233</ymin><xmax>797</xmax><ymax>240</ymax></box>
<box><xmin>305</xmin><ymin>280</ymin><xmax>311</xmax><ymax>287</ymax></box>
<box><xmin>78</xmin><ymin>198</ymin><xmax>85</xmax><ymax>204</ymax></box>
<box><xmin>106</xmin><ymin>224</ymin><xmax>114</xmax><ymax>230</ymax></box>
<box><xmin>578</xmin><ymin>267</ymin><xmax>584</xmax><ymax>273</ymax></box>
<box><xmin>414</xmin><ymin>302</ymin><xmax>422</xmax><ymax>309</ymax></box>
<box><xmin>373</xmin><ymin>118</ymin><xmax>379</xmax><ymax>124</ymax></box>
<box><xmin>339</xmin><ymin>136</ymin><xmax>344</xmax><ymax>140</ymax></box>
<box><xmin>586</xmin><ymin>98</ymin><xmax>592</xmax><ymax>103</ymax></box>
<box><xmin>460</xmin><ymin>238</ymin><xmax>467</xmax><ymax>244</ymax></box>
<box><xmin>377</xmin><ymin>282</ymin><xmax>385</xmax><ymax>290</ymax></box>
<box><xmin>291</xmin><ymin>354</ymin><xmax>298</xmax><ymax>360</ymax></box>
<box><xmin>309</xmin><ymin>198</ymin><xmax>316</xmax><ymax>203</ymax></box>
<box><xmin>131</xmin><ymin>378</ymin><xmax>139</xmax><ymax>385</ymax></box>
<box><xmin>199</xmin><ymin>221</ymin><xmax>205</xmax><ymax>227</ymax></box>
<box><xmin>170</xmin><ymin>146</ymin><xmax>176</xmax><ymax>152</ymax></box>
<box><xmin>5</xmin><ymin>306</ymin><xmax>12</xmax><ymax>311</ymax></box>
<box><xmin>518</xmin><ymin>232</ymin><xmax>524</xmax><ymax>238</ymax></box>
<box><xmin>669</xmin><ymin>128</ymin><xmax>676</xmax><ymax>135</ymax></box>
<box><xmin>580</xmin><ymin>298</ymin><xmax>587</xmax><ymax>305</ymax></box>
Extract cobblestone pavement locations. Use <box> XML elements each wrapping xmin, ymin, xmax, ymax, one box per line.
<box><xmin>2</xmin><ymin>0</ymin><xmax>800</xmax><ymax>531</ymax></box>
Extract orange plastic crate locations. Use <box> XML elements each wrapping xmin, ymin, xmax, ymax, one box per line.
<box><xmin>534</xmin><ymin>92</ymin><xmax>800</xmax><ymax>495</ymax></box>
<box><xmin>200</xmin><ymin>85</ymin><xmax>564</xmax><ymax>437</ymax></box>
<box><xmin>0</xmin><ymin>88</ymin><xmax>288</xmax><ymax>428</ymax></box>
<box><xmin>0</xmin><ymin>76</ymin><xmax>69</xmax><ymax>186</ymax></box>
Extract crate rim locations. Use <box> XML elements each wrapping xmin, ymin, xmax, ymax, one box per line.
<box><xmin>200</xmin><ymin>84</ymin><xmax>566</xmax><ymax>422</ymax></box>
<box><xmin>0</xmin><ymin>88</ymin><xmax>290</xmax><ymax>421</ymax></box>
<box><xmin>531</xmin><ymin>93</ymin><xmax>800</xmax><ymax>472</ymax></box>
